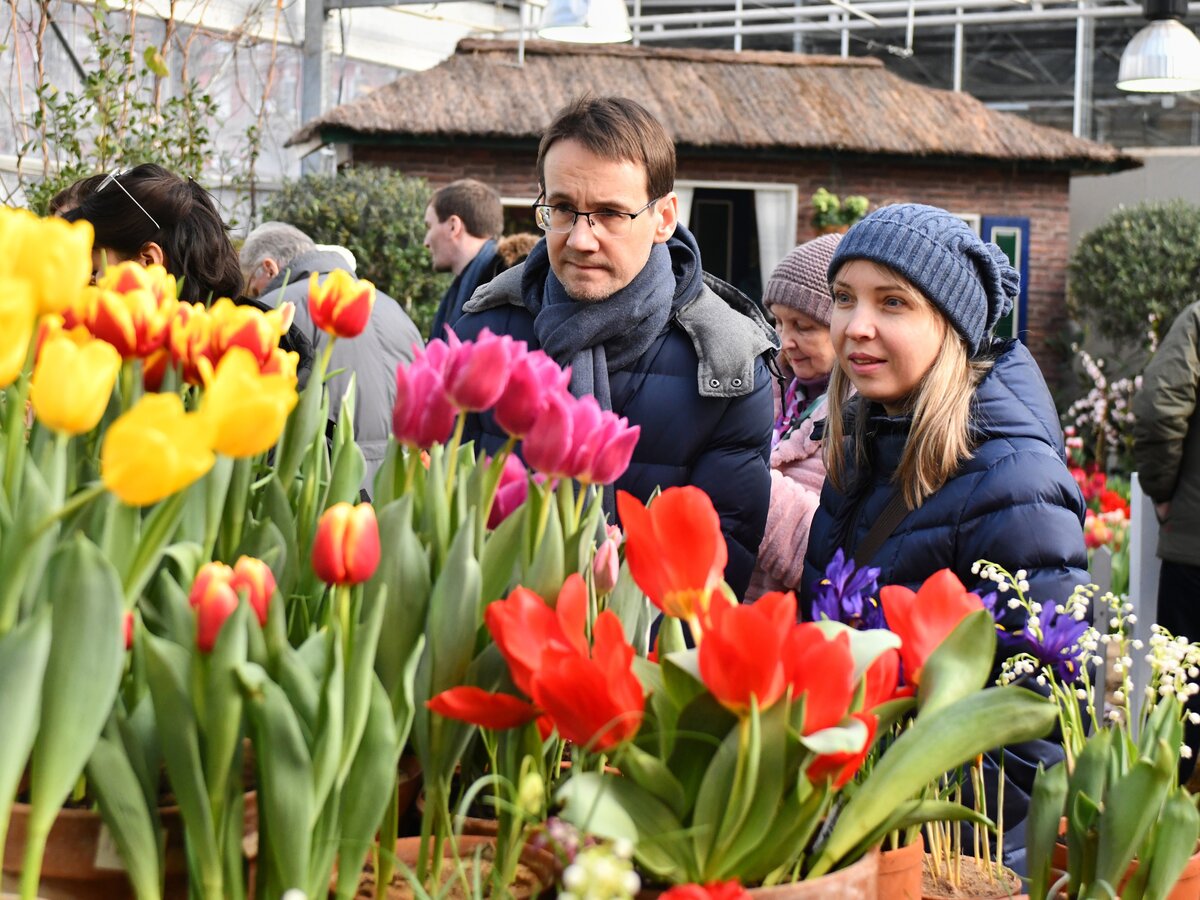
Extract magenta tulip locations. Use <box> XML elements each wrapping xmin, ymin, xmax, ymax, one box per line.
<box><xmin>487</xmin><ymin>453</ymin><xmax>529</xmax><ymax>529</ymax></box>
<box><xmin>522</xmin><ymin>388</ymin><xmax>574</xmax><ymax>478</ymax></box>
<box><xmin>445</xmin><ymin>329</ymin><xmax>521</xmax><ymax>412</ymax></box>
<box><xmin>494</xmin><ymin>349</ymin><xmax>570</xmax><ymax>438</ymax></box>
<box><xmin>393</xmin><ymin>354</ymin><xmax>457</xmax><ymax>448</ymax></box>
<box><xmin>593</xmin><ymin>534</ymin><xmax>620</xmax><ymax>596</ymax></box>
<box><xmin>562</xmin><ymin>395</ymin><xmax>604</xmax><ymax>478</ymax></box>
<box><xmin>577</xmin><ymin>412</ymin><xmax>640</xmax><ymax>485</ymax></box>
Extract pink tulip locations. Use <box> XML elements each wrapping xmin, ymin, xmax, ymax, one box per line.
<box><xmin>522</xmin><ymin>389</ymin><xmax>574</xmax><ymax>478</ymax></box>
<box><xmin>393</xmin><ymin>354</ymin><xmax>457</xmax><ymax>448</ymax></box>
<box><xmin>576</xmin><ymin>412</ymin><xmax>640</xmax><ymax>486</ymax></box>
<box><xmin>563</xmin><ymin>395</ymin><xmax>605</xmax><ymax>478</ymax></box>
<box><xmin>494</xmin><ymin>350</ymin><xmax>570</xmax><ymax>438</ymax></box>
<box><xmin>445</xmin><ymin>329</ymin><xmax>522</xmax><ymax>412</ymax></box>
<box><xmin>593</xmin><ymin>536</ymin><xmax>620</xmax><ymax>595</ymax></box>
<box><xmin>488</xmin><ymin>454</ymin><xmax>529</xmax><ymax>529</ymax></box>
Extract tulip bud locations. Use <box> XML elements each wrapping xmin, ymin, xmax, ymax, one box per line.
<box><xmin>307</xmin><ymin>269</ymin><xmax>375</xmax><ymax>339</ymax></box>
<box><xmin>189</xmin><ymin>562</ymin><xmax>239</xmax><ymax>653</ymax></box>
<box><xmin>313</xmin><ymin>502</ymin><xmax>381</xmax><ymax>586</ymax></box>
<box><xmin>232</xmin><ymin>556</ymin><xmax>276</xmax><ymax>626</ymax></box>
<box><xmin>123</xmin><ymin>611</ymin><xmax>134</xmax><ymax>651</ymax></box>
<box><xmin>488</xmin><ymin>454</ymin><xmax>529</xmax><ymax>529</ymax></box>
<box><xmin>444</xmin><ymin>329</ymin><xmax>520</xmax><ymax>412</ymax></box>
<box><xmin>593</xmin><ymin>536</ymin><xmax>620</xmax><ymax>596</ymax></box>
<box><xmin>517</xmin><ymin>768</ymin><xmax>545</xmax><ymax>819</ymax></box>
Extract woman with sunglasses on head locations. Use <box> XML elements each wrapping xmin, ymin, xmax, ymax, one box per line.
<box><xmin>800</xmin><ymin>203</ymin><xmax>1089</xmax><ymax>874</ymax></box>
<box><xmin>63</xmin><ymin>164</ymin><xmax>243</xmax><ymax>303</ymax></box>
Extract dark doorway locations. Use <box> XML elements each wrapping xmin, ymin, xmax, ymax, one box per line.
<box><xmin>688</xmin><ymin>187</ymin><xmax>762</xmax><ymax>300</ymax></box>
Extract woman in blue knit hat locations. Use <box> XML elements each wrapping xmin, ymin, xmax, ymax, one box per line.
<box><xmin>801</xmin><ymin>202</ymin><xmax>1089</xmax><ymax>873</ymax></box>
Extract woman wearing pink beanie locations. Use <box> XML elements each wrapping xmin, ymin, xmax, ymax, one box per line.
<box><xmin>746</xmin><ymin>232</ymin><xmax>843</xmax><ymax>602</ymax></box>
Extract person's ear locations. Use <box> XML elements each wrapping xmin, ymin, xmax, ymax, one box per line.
<box><xmin>652</xmin><ymin>193</ymin><xmax>678</xmax><ymax>244</ymax></box>
<box><xmin>137</xmin><ymin>241</ymin><xmax>165</xmax><ymax>268</ymax></box>
<box><xmin>447</xmin><ymin>214</ymin><xmax>465</xmax><ymax>238</ymax></box>
<box><xmin>262</xmin><ymin>258</ymin><xmax>279</xmax><ymax>280</ymax></box>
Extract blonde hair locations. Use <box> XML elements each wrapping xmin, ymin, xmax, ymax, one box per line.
<box><xmin>823</xmin><ymin>268</ymin><xmax>994</xmax><ymax>510</ymax></box>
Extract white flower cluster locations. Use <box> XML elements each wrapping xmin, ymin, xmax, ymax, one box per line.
<box><xmin>1146</xmin><ymin>625</ymin><xmax>1200</xmax><ymax>705</ymax></box>
<box><xmin>1062</xmin><ymin>347</ymin><xmax>1140</xmax><ymax>464</ymax></box>
<box><xmin>560</xmin><ymin>840</ymin><xmax>641</xmax><ymax>900</ymax></box>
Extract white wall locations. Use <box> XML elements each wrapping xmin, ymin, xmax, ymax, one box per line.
<box><xmin>1069</xmin><ymin>148</ymin><xmax>1200</xmax><ymax>248</ymax></box>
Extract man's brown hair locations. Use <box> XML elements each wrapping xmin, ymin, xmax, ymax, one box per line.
<box><xmin>430</xmin><ymin>179</ymin><xmax>503</xmax><ymax>239</ymax></box>
<box><xmin>536</xmin><ymin>96</ymin><xmax>675</xmax><ymax>202</ymax></box>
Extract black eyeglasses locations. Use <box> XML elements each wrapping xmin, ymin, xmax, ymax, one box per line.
<box><xmin>96</xmin><ymin>168</ymin><xmax>161</xmax><ymax>230</ymax></box>
<box><xmin>532</xmin><ymin>197</ymin><xmax>660</xmax><ymax>238</ymax></box>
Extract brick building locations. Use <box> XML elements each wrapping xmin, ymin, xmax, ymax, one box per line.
<box><xmin>289</xmin><ymin>38</ymin><xmax>1137</xmax><ymax>377</ymax></box>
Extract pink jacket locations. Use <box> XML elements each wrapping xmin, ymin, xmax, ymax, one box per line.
<box><xmin>745</xmin><ymin>381</ymin><xmax>829</xmax><ymax>603</ymax></box>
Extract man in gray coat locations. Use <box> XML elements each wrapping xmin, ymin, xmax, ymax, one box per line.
<box><xmin>241</xmin><ymin>222</ymin><xmax>423</xmax><ymax>491</ymax></box>
<box><xmin>1133</xmin><ymin>298</ymin><xmax>1200</xmax><ymax>770</ymax></box>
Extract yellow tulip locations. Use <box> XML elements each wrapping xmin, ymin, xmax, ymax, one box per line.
<box><xmin>31</xmin><ymin>333</ymin><xmax>121</xmax><ymax>435</ymax></box>
<box><xmin>101</xmin><ymin>393</ymin><xmax>216</xmax><ymax>506</ymax></box>
<box><xmin>0</xmin><ymin>276</ymin><xmax>37</xmax><ymax>389</ymax></box>
<box><xmin>201</xmin><ymin>347</ymin><xmax>298</xmax><ymax>458</ymax></box>
<box><xmin>1</xmin><ymin>207</ymin><xmax>94</xmax><ymax>315</ymax></box>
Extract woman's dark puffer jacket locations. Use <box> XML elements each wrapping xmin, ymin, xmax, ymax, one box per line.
<box><xmin>455</xmin><ymin>285</ymin><xmax>773</xmax><ymax>602</ymax></box>
<box><xmin>802</xmin><ymin>338</ymin><xmax>1089</xmax><ymax>607</ymax></box>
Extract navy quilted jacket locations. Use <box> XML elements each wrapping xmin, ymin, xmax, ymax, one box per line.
<box><xmin>455</xmin><ymin>284</ymin><xmax>773</xmax><ymax>601</ymax></box>
<box><xmin>802</xmin><ymin>339</ymin><xmax>1089</xmax><ymax>608</ymax></box>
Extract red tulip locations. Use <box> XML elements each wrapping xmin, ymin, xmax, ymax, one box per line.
<box><xmin>123</xmin><ymin>611</ymin><xmax>134</xmax><ymax>651</ymax></box>
<box><xmin>660</xmin><ymin>882</ymin><xmax>753</xmax><ymax>900</ymax></box>
<box><xmin>484</xmin><ymin>575</ymin><xmax>589</xmax><ymax>697</ymax></box>
<box><xmin>232</xmin><ymin>556</ymin><xmax>276</xmax><ymax>626</ymax></box>
<box><xmin>487</xmin><ymin>453</ymin><xmax>528</xmax><ymax>529</ymax></box>
<box><xmin>699</xmin><ymin>592</ymin><xmax>794</xmax><ymax>716</ymax></box>
<box><xmin>881</xmin><ymin>569</ymin><xmax>983</xmax><ymax>687</ymax></box>
<box><xmin>862</xmin><ymin>647</ymin><xmax>903</xmax><ymax>711</ymax></box>
<box><xmin>427</xmin><ymin>686</ymin><xmax>541</xmax><ymax>730</ymax></box>
<box><xmin>444</xmin><ymin>329</ymin><xmax>520</xmax><ymax>412</ymax></box>
<box><xmin>494</xmin><ymin>349</ymin><xmax>569</xmax><ymax>438</ymax></box>
<box><xmin>307</xmin><ymin>269</ymin><xmax>375</xmax><ymax>339</ymax></box>
<box><xmin>806</xmin><ymin>712</ymin><xmax>878</xmax><ymax>789</ymax></box>
<box><xmin>521</xmin><ymin>388</ymin><xmax>574</xmax><ymax>478</ymax></box>
<box><xmin>190</xmin><ymin>562</ymin><xmax>240</xmax><ymax>653</ymax></box>
<box><xmin>782</xmin><ymin>623</ymin><xmax>856</xmax><ymax>734</ymax></box>
<box><xmin>531</xmin><ymin>611</ymin><xmax>644</xmax><ymax>752</ymax></box>
<box><xmin>313</xmin><ymin>502</ymin><xmax>381</xmax><ymax>586</ymax></box>
<box><xmin>617</xmin><ymin>487</ymin><xmax>727</xmax><ymax>629</ymax></box>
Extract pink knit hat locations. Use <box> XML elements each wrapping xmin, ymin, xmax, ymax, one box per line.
<box><xmin>762</xmin><ymin>233</ymin><xmax>842</xmax><ymax>327</ymax></box>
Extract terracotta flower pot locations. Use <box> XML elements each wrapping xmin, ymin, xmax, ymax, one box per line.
<box><xmin>3</xmin><ymin>794</ymin><xmax>259</xmax><ymax>900</ymax></box>
<box><xmin>353</xmin><ymin>834</ymin><xmax>555</xmax><ymax>899</ymax></box>
<box><xmin>415</xmin><ymin>791</ymin><xmax>500</xmax><ymax>837</ymax></box>
<box><xmin>1050</xmin><ymin>838</ymin><xmax>1200</xmax><ymax>899</ymax></box>
<box><xmin>921</xmin><ymin>854</ymin><xmax>1022</xmax><ymax>899</ymax></box>
<box><xmin>878</xmin><ymin>834</ymin><xmax>925</xmax><ymax>900</ymax></box>
<box><xmin>637</xmin><ymin>847</ymin><xmax>880</xmax><ymax>898</ymax></box>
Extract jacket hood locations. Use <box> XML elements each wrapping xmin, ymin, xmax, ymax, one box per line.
<box><xmin>264</xmin><ymin>250</ymin><xmax>354</xmax><ymax>295</ymax></box>
<box><xmin>970</xmin><ymin>339</ymin><xmax>1065</xmax><ymax>454</ymax></box>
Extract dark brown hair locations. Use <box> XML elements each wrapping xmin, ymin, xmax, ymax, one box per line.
<box><xmin>430</xmin><ymin>179</ymin><xmax>503</xmax><ymax>239</ymax></box>
<box><xmin>536</xmin><ymin>96</ymin><xmax>675</xmax><ymax>202</ymax></box>
<box><xmin>64</xmin><ymin>164</ymin><xmax>243</xmax><ymax>302</ymax></box>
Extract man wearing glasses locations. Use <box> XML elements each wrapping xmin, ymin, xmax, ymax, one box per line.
<box><xmin>456</xmin><ymin>95</ymin><xmax>777</xmax><ymax>601</ymax></box>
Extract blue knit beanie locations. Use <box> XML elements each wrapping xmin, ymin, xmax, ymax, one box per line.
<box><xmin>827</xmin><ymin>203</ymin><xmax>1019</xmax><ymax>356</ymax></box>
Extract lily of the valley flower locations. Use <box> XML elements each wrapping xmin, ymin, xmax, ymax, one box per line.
<box><xmin>30</xmin><ymin>332</ymin><xmax>121</xmax><ymax>436</ymax></box>
<box><xmin>881</xmin><ymin>568</ymin><xmax>984</xmax><ymax>686</ymax></box>
<box><xmin>307</xmin><ymin>269</ymin><xmax>375</xmax><ymax>338</ymax></box>
<box><xmin>617</xmin><ymin>486</ymin><xmax>727</xmax><ymax>631</ymax></box>
<box><xmin>312</xmin><ymin>502</ymin><xmax>381</xmax><ymax>586</ymax></box>
<box><xmin>200</xmin><ymin>347</ymin><xmax>298</xmax><ymax>458</ymax></box>
<box><xmin>101</xmin><ymin>393</ymin><xmax>216</xmax><ymax>506</ymax></box>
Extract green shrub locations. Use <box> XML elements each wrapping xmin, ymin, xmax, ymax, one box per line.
<box><xmin>1069</xmin><ymin>200</ymin><xmax>1200</xmax><ymax>349</ymax></box>
<box><xmin>263</xmin><ymin>166</ymin><xmax>448</xmax><ymax>336</ymax></box>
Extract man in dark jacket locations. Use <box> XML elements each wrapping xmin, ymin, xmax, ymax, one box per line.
<box><xmin>1133</xmin><ymin>299</ymin><xmax>1200</xmax><ymax>768</ymax></box>
<box><xmin>425</xmin><ymin>179</ymin><xmax>504</xmax><ymax>340</ymax></box>
<box><xmin>454</xmin><ymin>96</ymin><xmax>777</xmax><ymax>600</ymax></box>
<box><xmin>240</xmin><ymin>222</ymin><xmax>423</xmax><ymax>491</ymax></box>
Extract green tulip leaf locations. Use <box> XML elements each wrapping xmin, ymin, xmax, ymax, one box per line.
<box><xmin>479</xmin><ymin>502</ymin><xmax>524</xmax><ymax>608</ymax></box>
<box><xmin>1094</xmin><ymin>742</ymin><xmax>1175</xmax><ymax>893</ymax></box>
<box><xmin>557</xmin><ymin>771</ymin><xmax>694</xmax><ymax>881</ymax></box>
<box><xmin>524</xmin><ymin>497</ymin><xmax>564</xmax><ymax>601</ymax></box>
<box><xmin>86</xmin><ymin>728</ymin><xmax>164</xmax><ymax>900</ymax></box>
<box><xmin>810</xmin><ymin>685</ymin><xmax>1057</xmax><ymax>876</ymax></box>
<box><xmin>23</xmin><ymin>538</ymin><xmax>126</xmax><ymax>893</ymax></box>
<box><xmin>310</xmin><ymin>625</ymin><xmax>345</xmax><ymax>815</ymax></box>
<box><xmin>1134</xmin><ymin>788</ymin><xmax>1200</xmax><ymax>900</ymax></box>
<box><xmin>617</xmin><ymin>742</ymin><xmax>688</xmax><ymax>820</ymax></box>
<box><xmin>0</xmin><ymin>607</ymin><xmax>51</xmax><ymax>855</ymax></box>
<box><xmin>275</xmin><ymin>355</ymin><xmax>327</xmax><ymax>488</ymax></box>
<box><xmin>916</xmin><ymin>609</ymin><xmax>997</xmax><ymax>717</ymax></box>
<box><xmin>202</xmin><ymin>602</ymin><xmax>249</xmax><ymax>816</ymax></box>
<box><xmin>339</xmin><ymin>582</ymin><xmax>387</xmax><ymax>786</ymax></box>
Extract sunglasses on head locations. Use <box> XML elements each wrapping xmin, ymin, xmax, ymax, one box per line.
<box><xmin>95</xmin><ymin>168</ymin><xmax>161</xmax><ymax>230</ymax></box>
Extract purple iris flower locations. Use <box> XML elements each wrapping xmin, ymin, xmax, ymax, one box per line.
<box><xmin>811</xmin><ymin>548</ymin><xmax>885</xmax><ymax>630</ymax></box>
<box><xmin>1010</xmin><ymin>610</ymin><xmax>1090</xmax><ymax>683</ymax></box>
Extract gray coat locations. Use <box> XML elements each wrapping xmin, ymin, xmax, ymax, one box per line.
<box><xmin>258</xmin><ymin>251</ymin><xmax>423</xmax><ymax>489</ymax></box>
<box><xmin>1134</xmin><ymin>300</ymin><xmax>1200</xmax><ymax>566</ymax></box>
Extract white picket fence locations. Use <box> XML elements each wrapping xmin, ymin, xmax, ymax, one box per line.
<box><xmin>1128</xmin><ymin>472</ymin><xmax>1162</xmax><ymax>720</ymax></box>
